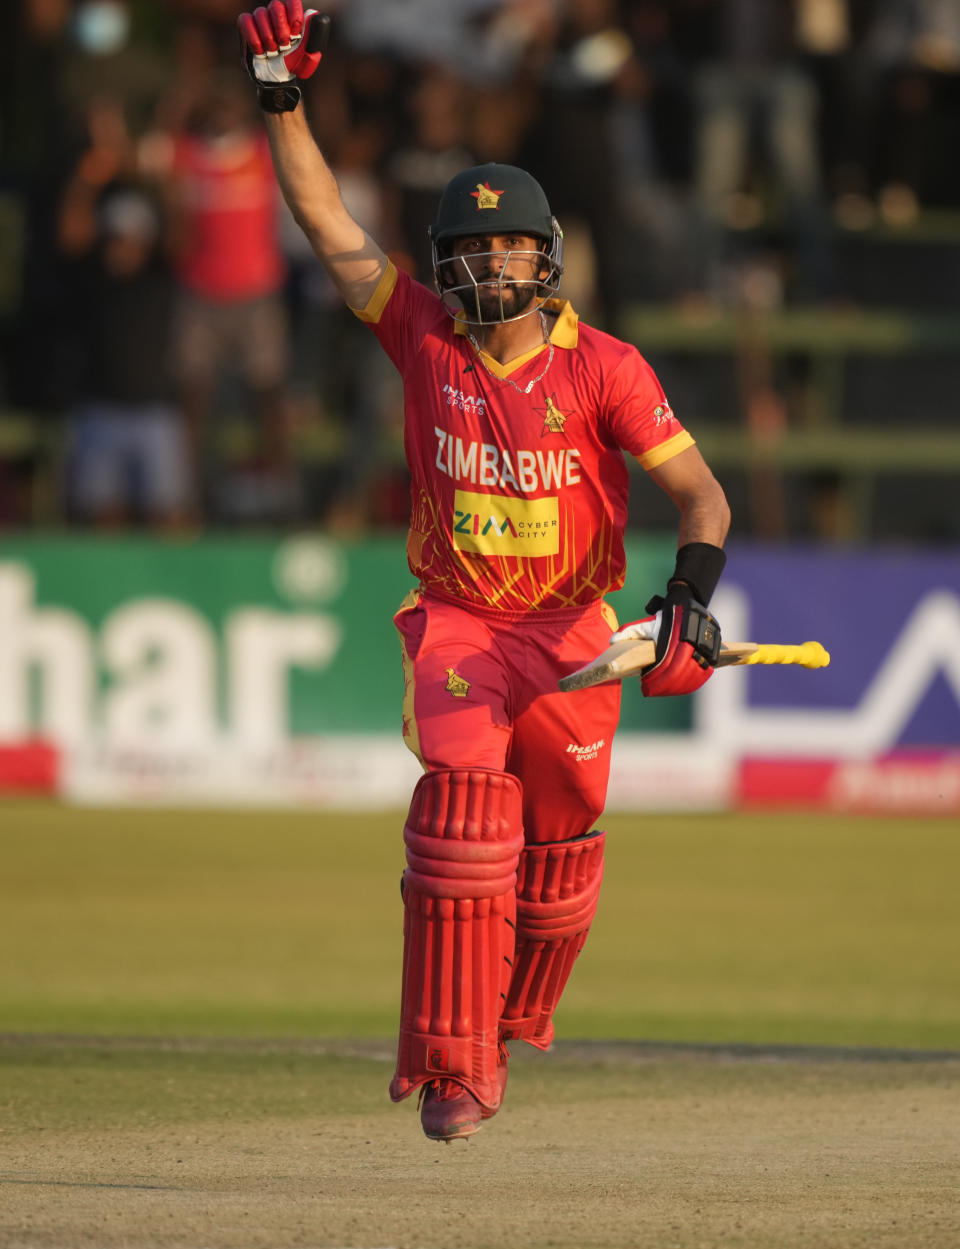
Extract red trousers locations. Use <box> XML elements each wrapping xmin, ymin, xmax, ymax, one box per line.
<box><xmin>395</xmin><ymin>591</ymin><xmax>622</xmax><ymax>844</ymax></box>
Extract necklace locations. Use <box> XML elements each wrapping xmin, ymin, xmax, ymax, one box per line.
<box><xmin>467</xmin><ymin>312</ymin><xmax>555</xmax><ymax>396</ymax></box>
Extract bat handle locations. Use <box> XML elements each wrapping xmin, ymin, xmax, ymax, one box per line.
<box><xmin>739</xmin><ymin>641</ymin><xmax>830</xmax><ymax>669</ymax></box>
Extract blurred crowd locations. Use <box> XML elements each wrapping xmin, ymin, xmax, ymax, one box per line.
<box><xmin>1</xmin><ymin>0</ymin><xmax>959</xmax><ymax>532</ymax></box>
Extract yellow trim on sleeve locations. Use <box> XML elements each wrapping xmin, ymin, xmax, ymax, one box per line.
<box><xmin>351</xmin><ymin>261</ymin><xmax>399</xmax><ymax>324</ymax></box>
<box><xmin>635</xmin><ymin>430</ymin><xmax>696</xmax><ymax>471</ymax></box>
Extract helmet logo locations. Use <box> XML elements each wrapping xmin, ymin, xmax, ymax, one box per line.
<box><xmin>470</xmin><ymin>181</ymin><xmax>504</xmax><ymax>210</ymax></box>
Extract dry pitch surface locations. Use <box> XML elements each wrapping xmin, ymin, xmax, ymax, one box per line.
<box><xmin>2</xmin><ymin>1038</ymin><xmax>958</xmax><ymax>1249</ymax></box>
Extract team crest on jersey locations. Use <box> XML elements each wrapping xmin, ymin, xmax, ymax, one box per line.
<box><xmin>471</xmin><ymin>181</ymin><xmax>504</xmax><ymax>210</ymax></box>
<box><xmin>445</xmin><ymin>668</ymin><xmax>471</xmax><ymax>698</ymax></box>
<box><xmin>541</xmin><ymin>396</ymin><xmax>567</xmax><ymax>435</ymax></box>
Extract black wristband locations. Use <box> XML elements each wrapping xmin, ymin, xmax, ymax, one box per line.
<box><xmin>257</xmin><ymin>83</ymin><xmax>302</xmax><ymax>113</ymax></box>
<box><xmin>669</xmin><ymin>542</ymin><xmax>726</xmax><ymax>606</ymax></box>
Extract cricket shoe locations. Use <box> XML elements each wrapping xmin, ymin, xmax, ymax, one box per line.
<box><xmin>419</xmin><ymin>1079</ymin><xmax>483</xmax><ymax>1142</ymax></box>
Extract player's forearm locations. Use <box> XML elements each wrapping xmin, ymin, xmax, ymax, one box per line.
<box><xmin>264</xmin><ymin>107</ymin><xmax>343</xmax><ymax>234</ymax></box>
<box><xmin>263</xmin><ymin>106</ymin><xmax>385</xmax><ymax>302</ymax></box>
<box><xmin>645</xmin><ymin>446</ymin><xmax>730</xmax><ymax>550</ymax></box>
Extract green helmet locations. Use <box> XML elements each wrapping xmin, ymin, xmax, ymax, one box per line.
<box><xmin>429</xmin><ymin>162</ymin><xmax>564</xmax><ymax>324</ymax></box>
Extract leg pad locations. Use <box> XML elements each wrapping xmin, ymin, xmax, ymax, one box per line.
<box><xmin>390</xmin><ymin>768</ymin><xmax>523</xmax><ymax>1110</ymax></box>
<box><xmin>500</xmin><ymin>829</ymin><xmax>605</xmax><ymax>1050</ymax></box>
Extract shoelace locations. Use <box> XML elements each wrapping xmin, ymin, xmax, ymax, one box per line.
<box><xmin>418</xmin><ymin>1078</ymin><xmax>467</xmax><ymax>1105</ymax></box>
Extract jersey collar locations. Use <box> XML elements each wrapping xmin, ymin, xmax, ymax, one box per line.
<box><xmin>453</xmin><ymin>299</ymin><xmax>579</xmax><ymax>378</ymax></box>
<box><xmin>541</xmin><ymin>297</ymin><xmax>579</xmax><ymax>348</ymax></box>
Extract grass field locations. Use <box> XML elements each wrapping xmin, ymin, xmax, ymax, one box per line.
<box><xmin>2</xmin><ymin>803</ymin><xmax>958</xmax><ymax>1047</ymax></box>
<box><xmin>2</xmin><ymin>802</ymin><xmax>958</xmax><ymax>1248</ymax></box>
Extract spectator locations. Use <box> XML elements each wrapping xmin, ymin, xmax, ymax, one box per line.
<box><xmin>164</xmin><ymin>75</ymin><xmax>295</xmax><ymax>521</ymax></box>
<box><xmin>60</xmin><ymin>186</ymin><xmax>192</xmax><ymax>529</ymax></box>
<box><xmin>385</xmin><ymin>66</ymin><xmax>476</xmax><ymax>285</ymax></box>
<box><xmin>281</xmin><ymin>113</ymin><xmax>402</xmax><ymax>530</ymax></box>
<box><xmin>677</xmin><ymin>0</ymin><xmax>834</xmax><ymax>303</ymax></box>
<box><xmin>520</xmin><ymin>0</ymin><xmax>641</xmax><ymax>329</ymax></box>
<box><xmin>857</xmin><ymin>0</ymin><xmax>960</xmax><ymax>215</ymax></box>
<box><xmin>337</xmin><ymin>0</ymin><xmax>542</xmax><ymax>83</ymax></box>
<box><xmin>1</xmin><ymin>0</ymin><xmax>164</xmax><ymax>419</ymax></box>
<box><xmin>608</xmin><ymin>0</ymin><xmax>697</xmax><ymax>300</ymax></box>
<box><xmin>61</xmin><ymin>0</ymin><xmax>169</xmax><ymax>138</ymax></box>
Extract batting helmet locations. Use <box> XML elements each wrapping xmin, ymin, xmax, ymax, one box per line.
<box><xmin>429</xmin><ymin>163</ymin><xmax>564</xmax><ymax>324</ymax></box>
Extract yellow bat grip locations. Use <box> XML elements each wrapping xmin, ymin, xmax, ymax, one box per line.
<box><xmin>739</xmin><ymin>641</ymin><xmax>830</xmax><ymax>669</ymax></box>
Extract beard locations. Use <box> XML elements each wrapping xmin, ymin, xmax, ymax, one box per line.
<box><xmin>465</xmin><ymin>279</ymin><xmax>541</xmax><ymax>323</ymax></box>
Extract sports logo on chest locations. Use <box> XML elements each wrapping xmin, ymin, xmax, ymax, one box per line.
<box><xmin>442</xmin><ymin>383</ymin><xmax>488</xmax><ymax>416</ymax></box>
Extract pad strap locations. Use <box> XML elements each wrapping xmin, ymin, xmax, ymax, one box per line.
<box><xmin>390</xmin><ymin>768</ymin><xmax>524</xmax><ymax>1110</ymax></box>
<box><xmin>500</xmin><ymin>829</ymin><xmax>605</xmax><ymax>1050</ymax></box>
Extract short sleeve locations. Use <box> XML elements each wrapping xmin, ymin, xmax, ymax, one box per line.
<box><xmin>351</xmin><ymin>262</ymin><xmax>445</xmax><ymax>373</ymax></box>
<box><xmin>603</xmin><ymin>347</ymin><xmax>695</xmax><ymax>469</ymax></box>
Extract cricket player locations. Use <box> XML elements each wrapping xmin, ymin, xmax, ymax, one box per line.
<box><xmin>238</xmin><ymin>2</ymin><xmax>731</xmax><ymax>1143</ymax></box>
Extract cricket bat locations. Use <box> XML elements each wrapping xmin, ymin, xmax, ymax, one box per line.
<box><xmin>558</xmin><ymin>638</ymin><xmax>830</xmax><ymax>693</ymax></box>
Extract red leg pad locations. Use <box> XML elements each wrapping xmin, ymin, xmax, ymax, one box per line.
<box><xmin>390</xmin><ymin>768</ymin><xmax>523</xmax><ymax>1111</ymax></box>
<box><xmin>500</xmin><ymin>829</ymin><xmax>605</xmax><ymax>1050</ymax></box>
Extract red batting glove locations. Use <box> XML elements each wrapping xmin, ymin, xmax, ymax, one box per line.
<box><xmin>238</xmin><ymin>1</ymin><xmax>329</xmax><ymax>111</ymax></box>
<box><xmin>627</xmin><ymin>583</ymin><xmax>722</xmax><ymax>698</ymax></box>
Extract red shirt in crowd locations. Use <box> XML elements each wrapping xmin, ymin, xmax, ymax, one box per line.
<box><xmin>171</xmin><ymin>130</ymin><xmax>285</xmax><ymax>300</ymax></box>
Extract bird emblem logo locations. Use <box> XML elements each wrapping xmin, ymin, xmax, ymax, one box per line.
<box><xmin>445</xmin><ymin>668</ymin><xmax>471</xmax><ymax>698</ymax></box>
<box><xmin>471</xmin><ymin>182</ymin><xmax>504</xmax><ymax>210</ymax></box>
<box><xmin>541</xmin><ymin>396</ymin><xmax>567</xmax><ymax>434</ymax></box>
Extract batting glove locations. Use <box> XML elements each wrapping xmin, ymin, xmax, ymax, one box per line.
<box><xmin>238</xmin><ymin>0</ymin><xmax>330</xmax><ymax>113</ymax></box>
<box><xmin>612</xmin><ymin>583</ymin><xmax>722</xmax><ymax>698</ymax></box>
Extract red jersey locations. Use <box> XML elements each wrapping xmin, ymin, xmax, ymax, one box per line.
<box><xmin>171</xmin><ymin>131</ymin><xmax>285</xmax><ymax>301</ymax></box>
<box><xmin>356</xmin><ymin>264</ymin><xmax>694</xmax><ymax>612</ymax></box>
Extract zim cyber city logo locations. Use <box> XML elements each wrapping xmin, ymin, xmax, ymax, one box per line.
<box><xmin>453</xmin><ymin>508</ymin><xmax>558</xmax><ymax>546</ymax></box>
<box><xmin>452</xmin><ymin>489</ymin><xmax>560</xmax><ymax>556</ymax></box>
<box><xmin>454</xmin><ymin>510</ymin><xmax>521</xmax><ymax>539</ymax></box>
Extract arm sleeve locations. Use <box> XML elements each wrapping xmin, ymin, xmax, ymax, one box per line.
<box><xmin>602</xmin><ymin>347</ymin><xmax>695</xmax><ymax>470</ymax></box>
<box><xmin>350</xmin><ymin>261</ymin><xmax>444</xmax><ymax>373</ymax></box>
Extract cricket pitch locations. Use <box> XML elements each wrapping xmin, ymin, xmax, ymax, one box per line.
<box><xmin>2</xmin><ymin>1036</ymin><xmax>958</xmax><ymax>1249</ymax></box>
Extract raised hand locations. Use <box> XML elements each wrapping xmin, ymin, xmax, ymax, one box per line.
<box><xmin>238</xmin><ymin>1</ymin><xmax>330</xmax><ymax>112</ymax></box>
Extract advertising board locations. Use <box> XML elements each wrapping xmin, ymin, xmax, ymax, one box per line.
<box><xmin>0</xmin><ymin>537</ymin><xmax>956</xmax><ymax>811</ymax></box>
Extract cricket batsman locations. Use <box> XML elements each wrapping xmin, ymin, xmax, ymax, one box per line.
<box><xmin>238</xmin><ymin>1</ymin><xmax>731</xmax><ymax>1142</ymax></box>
